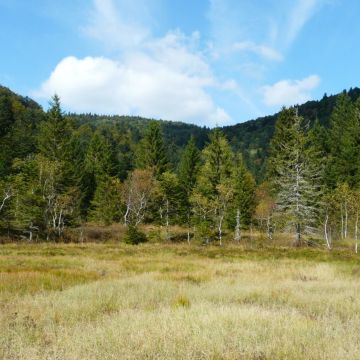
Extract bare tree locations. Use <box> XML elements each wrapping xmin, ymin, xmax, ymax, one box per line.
<box><xmin>0</xmin><ymin>185</ymin><xmax>12</xmax><ymax>213</ymax></box>
<box><xmin>255</xmin><ymin>184</ymin><xmax>275</xmax><ymax>241</ymax></box>
<box><xmin>215</xmin><ymin>182</ymin><xmax>233</xmax><ymax>246</ymax></box>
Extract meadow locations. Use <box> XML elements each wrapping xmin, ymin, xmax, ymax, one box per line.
<box><xmin>1</xmin><ymin>236</ymin><xmax>360</xmax><ymax>359</ymax></box>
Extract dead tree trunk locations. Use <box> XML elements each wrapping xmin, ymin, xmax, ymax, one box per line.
<box><xmin>324</xmin><ymin>213</ymin><xmax>331</xmax><ymax>250</ymax></box>
<box><xmin>234</xmin><ymin>208</ymin><xmax>241</xmax><ymax>242</ymax></box>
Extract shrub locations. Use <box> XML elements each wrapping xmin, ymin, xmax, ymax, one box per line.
<box><xmin>123</xmin><ymin>225</ymin><xmax>148</xmax><ymax>245</ymax></box>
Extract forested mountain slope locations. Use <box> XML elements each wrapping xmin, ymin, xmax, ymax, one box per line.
<box><xmin>1</xmin><ymin>85</ymin><xmax>359</xmax><ymax>179</ymax></box>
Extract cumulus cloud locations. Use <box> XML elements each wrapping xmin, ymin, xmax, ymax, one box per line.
<box><xmin>34</xmin><ymin>0</ymin><xmax>234</xmax><ymax>126</ymax></box>
<box><xmin>261</xmin><ymin>75</ymin><xmax>320</xmax><ymax>107</ymax></box>
<box><xmin>34</xmin><ymin>31</ymin><xmax>231</xmax><ymax>126</ymax></box>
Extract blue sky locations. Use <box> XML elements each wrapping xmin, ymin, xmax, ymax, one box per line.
<box><xmin>0</xmin><ymin>0</ymin><xmax>359</xmax><ymax>126</ymax></box>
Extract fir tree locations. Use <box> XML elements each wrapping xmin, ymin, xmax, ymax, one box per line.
<box><xmin>136</xmin><ymin>121</ymin><xmax>169</xmax><ymax>177</ymax></box>
<box><xmin>326</xmin><ymin>93</ymin><xmax>360</xmax><ymax>188</ymax></box>
<box><xmin>37</xmin><ymin>95</ymin><xmax>70</xmax><ymax>162</ymax></box>
<box><xmin>229</xmin><ymin>153</ymin><xmax>257</xmax><ymax>230</ymax></box>
<box><xmin>82</xmin><ymin>130</ymin><xmax>113</xmax><ymax>218</ymax></box>
<box><xmin>178</xmin><ymin>136</ymin><xmax>201</xmax><ymax>196</ymax></box>
<box><xmin>191</xmin><ymin>129</ymin><xmax>234</xmax><ymax>244</ymax></box>
<box><xmin>157</xmin><ymin>171</ymin><xmax>183</xmax><ymax>240</ymax></box>
<box><xmin>178</xmin><ymin>136</ymin><xmax>201</xmax><ymax>241</ymax></box>
<box><xmin>269</xmin><ymin>107</ymin><xmax>323</xmax><ymax>246</ymax></box>
<box><xmin>89</xmin><ymin>176</ymin><xmax>122</xmax><ymax>225</ymax></box>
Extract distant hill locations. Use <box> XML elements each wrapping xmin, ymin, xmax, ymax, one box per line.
<box><xmin>221</xmin><ymin>87</ymin><xmax>360</xmax><ymax>179</ymax></box>
<box><xmin>1</xmin><ymin>84</ymin><xmax>359</xmax><ymax>180</ymax></box>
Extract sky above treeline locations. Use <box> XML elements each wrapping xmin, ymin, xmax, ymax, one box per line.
<box><xmin>0</xmin><ymin>0</ymin><xmax>359</xmax><ymax>126</ymax></box>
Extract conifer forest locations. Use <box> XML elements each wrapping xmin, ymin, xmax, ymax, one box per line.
<box><xmin>1</xmin><ymin>85</ymin><xmax>360</xmax><ymax>250</ymax></box>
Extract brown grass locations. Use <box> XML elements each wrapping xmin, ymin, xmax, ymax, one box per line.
<box><xmin>1</xmin><ymin>242</ymin><xmax>360</xmax><ymax>359</ymax></box>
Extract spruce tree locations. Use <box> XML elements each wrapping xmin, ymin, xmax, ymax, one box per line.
<box><xmin>178</xmin><ymin>136</ymin><xmax>201</xmax><ymax>240</ymax></box>
<box><xmin>89</xmin><ymin>176</ymin><xmax>122</xmax><ymax>225</ymax></box>
<box><xmin>268</xmin><ymin>107</ymin><xmax>323</xmax><ymax>246</ymax></box>
<box><xmin>157</xmin><ymin>171</ymin><xmax>183</xmax><ymax>240</ymax></box>
<box><xmin>191</xmin><ymin>129</ymin><xmax>234</xmax><ymax>244</ymax></box>
<box><xmin>326</xmin><ymin>93</ymin><xmax>360</xmax><ymax>188</ymax></box>
<box><xmin>229</xmin><ymin>153</ymin><xmax>257</xmax><ymax>229</ymax></box>
<box><xmin>178</xmin><ymin>136</ymin><xmax>201</xmax><ymax>196</ymax></box>
<box><xmin>136</xmin><ymin>121</ymin><xmax>169</xmax><ymax>177</ymax></box>
<box><xmin>38</xmin><ymin>95</ymin><xmax>70</xmax><ymax>162</ymax></box>
<box><xmin>82</xmin><ymin>130</ymin><xmax>113</xmax><ymax>218</ymax></box>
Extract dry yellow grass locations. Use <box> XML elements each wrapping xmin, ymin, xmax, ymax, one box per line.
<box><xmin>1</xmin><ymin>243</ymin><xmax>360</xmax><ymax>359</ymax></box>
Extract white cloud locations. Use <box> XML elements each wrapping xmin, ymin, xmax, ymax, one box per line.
<box><xmin>284</xmin><ymin>0</ymin><xmax>324</xmax><ymax>47</ymax></box>
<box><xmin>82</xmin><ymin>0</ymin><xmax>150</xmax><ymax>49</ymax></box>
<box><xmin>34</xmin><ymin>32</ymin><xmax>231</xmax><ymax>126</ymax></box>
<box><xmin>34</xmin><ymin>1</ymin><xmax>234</xmax><ymax>126</ymax></box>
<box><xmin>233</xmin><ymin>41</ymin><xmax>283</xmax><ymax>62</ymax></box>
<box><xmin>261</xmin><ymin>75</ymin><xmax>320</xmax><ymax>107</ymax></box>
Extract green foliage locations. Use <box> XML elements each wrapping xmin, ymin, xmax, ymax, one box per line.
<box><xmin>123</xmin><ymin>225</ymin><xmax>148</xmax><ymax>245</ymax></box>
<box><xmin>178</xmin><ymin>136</ymin><xmax>201</xmax><ymax>196</ymax></box>
<box><xmin>268</xmin><ymin>108</ymin><xmax>323</xmax><ymax>245</ymax></box>
<box><xmin>326</xmin><ymin>93</ymin><xmax>360</xmax><ymax>188</ymax></box>
<box><xmin>89</xmin><ymin>177</ymin><xmax>122</xmax><ymax>225</ymax></box>
<box><xmin>38</xmin><ymin>95</ymin><xmax>71</xmax><ymax>162</ymax></box>
<box><xmin>0</xmin><ymin>95</ymin><xmax>14</xmax><ymax>138</ymax></box>
<box><xmin>198</xmin><ymin>128</ymin><xmax>234</xmax><ymax>194</ymax></box>
<box><xmin>1</xmin><ymin>84</ymin><xmax>360</xmax><ymax>246</ymax></box>
<box><xmin>228</xmin><ymin>153</ymin><xmax>257</xmax><ymax>228</ymax></box>
<box><xmin>191</xmin><ymin>129</ymin><xmax>235</xmax><ymax>243</ymax></box>
<box><xmin>136</xmin><ymin>121</ymin><xmax>169</xmax><ymax>177</ymax></box>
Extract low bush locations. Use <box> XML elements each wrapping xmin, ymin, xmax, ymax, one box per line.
<box><xmin>123</xmin><ymin>225</ymin><xmax>148</xmax><ymax>245</ymax></box>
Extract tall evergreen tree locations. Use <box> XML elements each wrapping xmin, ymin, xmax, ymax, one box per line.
<box><xmin>178</xmin><ymin>136</ymin><xmax>201</xmax><ymax>195</ymax></box>
<box><xmin>38</xmin><ymin>95</ymin><xmax>70</xmax><ymax>161</ymax></box>
<box><xmin>268</xmin><ymin>107</ymin><xmax>323</xmax><ymax>246</ymax></box>
<box><xmin>229</xmin><ymin>153</ymin><xmax>257</xmax><ymax>229</ymax></box>
<box><xmin>136</xmin><ymin>121</ymin><xmax>169</xmax><ymax>177</ymax></box>
<box><xmin>178</xmin><ymin>136</ymin><xmax>201</xmax><ymax>240</ymax></box>
<box><xmin>81</xmin><ymin>130</ymin><xmax>113</xmax><ymax>218</ymax></box>
<box><xmin>157</xmin><ymin>171</ymin><xmax>183</xmax><ymax>240</ymax></box>
<box><xmin>326</xmin><ymin>93</ymin><xmax>360</xmax><ymax>188</ymax></box>
<box><xmin>89</xmin><ymin>176</ymin><xmax>122</xmax><ymax>225</ymax></box>
<box><xmin>191</xmin><ymin>129</ymin><xmax>234</xmax><ymax>244</ymax></box>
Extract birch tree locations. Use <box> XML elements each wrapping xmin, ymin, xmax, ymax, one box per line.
<box><xmin>255</xmin><ymin>183</ymin><xmax>275</xmax><ymax>241</ymax></box>
<box><xmin>122</xmin><ymin>169</ymin><xmax>154</xmax><ymax>226</ymax></box>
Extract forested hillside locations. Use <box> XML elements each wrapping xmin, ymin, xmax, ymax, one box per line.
<box><xmin>1</xmin><ymin>84</ymin><xmax>360</xmax><ymax>249</ymax></box>
<box><xmin>69</xmin><ymin>87</ymin><xmax>360</xmax><ymax>180</ymax></box>
<box><xmin>2</xmin><ymin>84</ymin><xmax>359</xmax><ymax>180</ymax></box>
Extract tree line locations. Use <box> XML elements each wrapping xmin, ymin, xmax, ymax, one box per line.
<box><xmin>0</xmin><ymin>92</ymin><xmax>360</xmax><ymax>249</ymax></box>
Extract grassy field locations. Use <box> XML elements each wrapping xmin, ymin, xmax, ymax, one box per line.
<box><xmin>1</xmin><ymin>242</ymin><xmax>360</xmax><ymax>359</ymax></box>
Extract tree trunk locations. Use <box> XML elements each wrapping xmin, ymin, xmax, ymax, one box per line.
<box><xmin>218</xmin><ymin>215</ymin><xmax>223</xmax><ymax>246</ymax></box>
<box><xmin>234</xmin><ymin>208</ymin><xmax>241</xmax><ymax>242</ymax></box>
<box><xmin>293</xmin><ymin>223</ymin><xmax>301</xmax><ymax>247</ymax></box>
<box><xmin>344</xmin><ymin>201</ymin><xmax>348</xmax><ymax>239</ymax></box>
<box><xmin>165</xmin><ymin>199</ymin><xmax>170</xmax><ymax>241</ymax></box>
<box><xmin>355</xmin><ymin>212</ymin><xmax>359</xmax><ymax>254</ymax></box>
<box><xmin>324</xmin><ymin>213</ymin><xmax>331</xmax><ymax>250</ymax></box>
<box><xmin>124</xmin><ymin>204</ymin><xmax>130</xmax><ymax>226</ymax></box>
<box><xmin>341</xmin><ymin>204</ymin><xmax>344</xmax><ymax>239</ymax></box>
<box><xmin>267</xmin><ymin>215</ymin><xmax>273</xmax><ymax>241</ymax></box>
<box><xmin>187</xmin><ymin>213</ymin><xmax>191</xmax><ymax>244</ymax></box>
